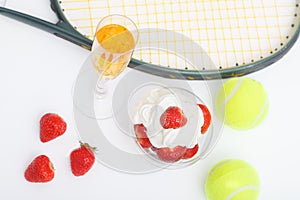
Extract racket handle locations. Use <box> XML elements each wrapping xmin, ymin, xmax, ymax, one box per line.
<box><xmin>0</xmin><ymin>7</ymin><xmax>92</xmax><ymax>49</ymax></box>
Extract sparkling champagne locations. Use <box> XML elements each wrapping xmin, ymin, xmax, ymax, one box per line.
<box><xmin>93</xmin><ymin>24</ymin><xmax>135</xmax><ymax>79</ymax></box>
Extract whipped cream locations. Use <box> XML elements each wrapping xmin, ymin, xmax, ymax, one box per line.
<box><xmin>133</xmin><ymin>87</ymin><xmax>204</xmax><ymax>148</ymax></box>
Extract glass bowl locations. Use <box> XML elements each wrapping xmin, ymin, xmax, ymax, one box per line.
<box><xmin>128</xmin><ymin>84</ymin><xmax>221</xmax><ymax>169</ymax></box>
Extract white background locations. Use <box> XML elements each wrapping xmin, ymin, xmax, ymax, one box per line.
<box><xmin>1</xmin><ymin>1</ymin><xmax>300</xmax><ymax>199</ymax></box>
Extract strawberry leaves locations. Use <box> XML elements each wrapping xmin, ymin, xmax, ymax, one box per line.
<box><xmin>70</xmin><ymin>142</ymin><xmax>96</xmax><ymax>176</ymax></box>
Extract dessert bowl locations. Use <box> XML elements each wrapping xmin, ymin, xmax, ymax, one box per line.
<box><xmin>128</xmin><ymin>84</ymin><xmax>222</xmax><ymax>169</ymax></box>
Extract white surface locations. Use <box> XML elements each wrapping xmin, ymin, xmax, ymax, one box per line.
<box><xmin>1</xmin><ymin>1</ymin><xmax>300</xmax><ymax>200</ymax></box>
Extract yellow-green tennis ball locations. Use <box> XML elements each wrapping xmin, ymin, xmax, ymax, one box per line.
<box><xmin>205</xmin><ymin>159</ymin><xmax>260</xmax><ymax>200</ymax></box>
<box><xmin>216</xmin><ymin>77</ymin><xmax>269</xmax><ymax>130</ymax></box>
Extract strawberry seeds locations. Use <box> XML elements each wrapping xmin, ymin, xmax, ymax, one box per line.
<box><xmin>24</xmin><ymin>113</ymin><xmax>95</xmax><ymax>183</ymax></box>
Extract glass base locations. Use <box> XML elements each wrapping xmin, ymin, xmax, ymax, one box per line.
<box><xmin>73</xmin><ymin>59</ymin><xmax>224</xmax><ymax>173</ymax></box>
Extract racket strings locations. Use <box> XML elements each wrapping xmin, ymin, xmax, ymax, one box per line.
<box><xmin>60</xmin><ymin>0</ymin><xmax>300</xmax><ymax>70</ymax></box>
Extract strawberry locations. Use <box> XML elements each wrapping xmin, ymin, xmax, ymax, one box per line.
<box><xmin>182</xmin><ymin>144</ymin><xmax>199</xmax><ymax>159</ymax></box>
<box><xmin>70</xmin><ymin>142</ymin><xmax>95</xmax><ymax>176</ymax></box>
<box><xmin>134</xmin><ymin>124</ymin><xmax>152</xmax><ymax>148</ymax></box>
<box><xmin>24</xmin><ymin>155</ymin><xmax>55</xmax><ymax>183</ymax></box>
<box><xmin>151</xmin><ymin>146</ymin><xmax>159</xmax><ymax>152</ymax></box>
<box><xmin>40</xmin><ymin>113</ymin><xmax>67</xmax><ymax>142</ymax></box>
<box><xmin>198</xmin><ymin>104</ymin><xmax>212</xmax><ymax>134</ymax></box>
<box><xmin>160</xmin><ymin>106</ymin><xmax>187</xmax><ymax>129</ymax></box>
<box><xmin>156</xmin><ymin>146</ymin><xmax>187</xmax><ymax>162</ymax></box>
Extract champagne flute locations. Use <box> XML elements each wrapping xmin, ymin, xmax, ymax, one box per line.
<box><xmin>92</xmin><ymin>14</ymin><xmax>139</xmax><ymax>97</ymax></box>
<box><xmin>73</xmin><ymin>15</ymin><xmax>139</xmax><ymax>119</ymax></box>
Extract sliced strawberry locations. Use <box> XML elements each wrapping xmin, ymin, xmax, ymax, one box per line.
<box><xmin>160</xmin><ymin>106</ymin><xmax>187</xmax><ymax>129</ymax></box>
<box><xmin>156</xmin><ymin>146</ymin><xmax>187</xmax><ymax>163</ymax></box>
<box><xmin>134</xmin><ymin>124</ymin><xmax>152</xmax><ymax>148</ymax></box>
<box><xmin>198</xmin><ymin>104</ymin><xmax>212</xmax><ymax>134</ymax></box>
<box><xmin>151</xmin><ymin>146</ymin><xmax>159</xmax><ymax>152</ymax></box>
<box><xmin>182</xmin><ymin>144</ymin><xmax>199</xmax><ymax>159</ymax></box>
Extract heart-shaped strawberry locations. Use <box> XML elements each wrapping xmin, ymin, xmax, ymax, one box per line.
<box><xmin>24</xmin><ymin>155</ymin><xmax>55</xmax><ymax>183</ymax></box>
<box><xmin>40</xmin><ymin>113</ymin><xmax>67</xmax><ymax>142</ymax></box>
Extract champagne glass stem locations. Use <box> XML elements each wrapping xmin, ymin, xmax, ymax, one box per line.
<box><xmin>94</xmin><ymin>78</ymin><xmax>109</xmax><ymax>99</ymax></box>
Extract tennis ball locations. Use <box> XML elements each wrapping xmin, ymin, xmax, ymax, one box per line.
<box><xmin>215</xmin><ymin>77</ymin><xmax>269</xmax><ymax>130</ymax></box>
<box><xmin>205</xmin><ymin>159</ymin><xmax>260</xmax><ymax>200</ymax></box>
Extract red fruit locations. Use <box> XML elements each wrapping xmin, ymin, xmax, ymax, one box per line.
<box><xmin>134</xmin><ymin>124</ymin><xmax>152</xmax><ymax>148</ymax></box>
<box><xmin>182</xmin><ymin>144</ymin><xmax>199</xmax><ymax>159</ymax></box>
<box><xmin>198</xmin><ymin>104</ymin><xmax>212</xmax><ymax>134</ymax></box>
<box><xmin>24</xmin><ymin>155</ymin><xmax>55</xmax><ymax>183</ymax></box>
<box><xmin>70</xmin><ymin>142</ymin><xmax>95</xmax><ymax>176</ymax></box>
<box><xmin>151</xmin><ymin>146</ymin><xmax>159</xmax><ymax>152</ymax></box>
<box><xmin>40</xmin><ymin>113</ymin><xmax>67</xmax><ymax>142</ymax></box>
<box><xmin>156</xmin><ymin>146</ymin><xmax>187</xmax><ymax>162</ymax></box>
<box><xmin>160</xmin><ymin>106</ymin><xmax>187</xmax><ymax>129</ymax></box>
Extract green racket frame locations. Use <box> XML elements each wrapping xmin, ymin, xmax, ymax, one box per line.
<box><xmin>1</xmin><ymin>0</ymin><xmax>300</xmax><ymax>80</ymax></box>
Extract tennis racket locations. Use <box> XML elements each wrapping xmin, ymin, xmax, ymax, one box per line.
<box><xmin>1</xmin><ymin>0</ymin><xmax>299</xmax><ymax>80</ymax></box>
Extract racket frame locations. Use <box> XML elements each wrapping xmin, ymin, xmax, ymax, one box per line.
<box><xmin>0</xmin><ymin>0</ymin><xmax>299</xmax><ymax>80</ymax></box>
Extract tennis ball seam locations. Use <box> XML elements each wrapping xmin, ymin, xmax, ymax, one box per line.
<box><xmin>205</xmin><ymin>159</ymin><xmax>260</xmax><ymax>200</ymax></box>
<box><xmin>207</xmin><ymin>165</ymin><xmax>260</xmax><ymax>191</ymax></box>
<box><xmin>206</xmin><ymin>168</ymin><xmax>260</xmax><ymax>200</ymax></box>
<box><xmin>213</xmin><ymin>166</ymin><xmax>260</xmax><ymax>185</ymax></box>
<box><xmin>218</xmin><ymin>77</ymin><xmax>269</xmax><ymax>130</ymax></box>
<box><xmin>208</xmin><ymin>160</ymin><xmax>257</xmax><ymax>179</ymax></box>
<box><xmin>208</xmin><ymin>159</ymin><xmax>233</xmax><ymax>177</ymax></box>
<box><xmin>225</xmin><ymin>185</ymin><xmax>260</xmax><ymax>200</ymax></box>
<box><xmin>221</xmin><ymin>79</ymin><xmax>243</xmax><ymax>125</ymax></box>
<box><xmin>248</xmin><ymin>98</ymin><xmax>269</xmax><ymax>129</ymax></box>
